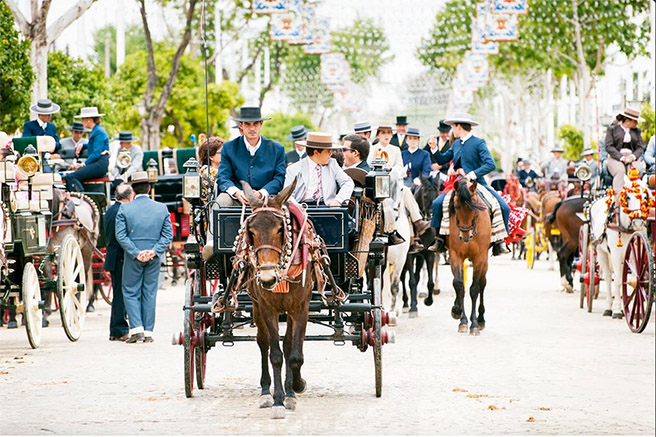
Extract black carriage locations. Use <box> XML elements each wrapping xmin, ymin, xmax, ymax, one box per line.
<box><xmin>172</xmin><ymin>158</ymin><xmax>397</xmax><ymax>398</ymax></box>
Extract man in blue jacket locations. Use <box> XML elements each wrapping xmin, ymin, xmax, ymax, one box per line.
<box><xmin>115</xmin><ymin>172</ymin><xmax>173</xmax><ymax>343</ymax></box>
<box><xmin>428</xmin><ymin>113</ymin><xmax>510</xmax><ymax>256</ymax></box>
<box><xmin>22</xmin><ymin>99</ymin><xmax>61</xmax><ymax>151</ymax></box>
<box><xmin>217</xmin><ymin>107</ymin><xmax>286</xmax><ymax>206</ymax></box>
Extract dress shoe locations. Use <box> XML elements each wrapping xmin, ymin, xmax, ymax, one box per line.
<box><xmin>143</xmin><ymin>336</ymin><xmax>154</xmax><ymax>343</ymax></box>
<box><xmin>492</xmin><ymin>241</ymin><xmax>510</xmax><ymax>256</ymax></box>
<box><xmin>428</xmin><ymin>235</ymin><xmax>447</xmax><ymax>253</ymax></box>
<box><xmin>125</xmin><ymin>333</ymin><xmax>145</xmax><ymax>343</ymax></box>
<box><xmin>109</xmin><ymin>334</ymin><xmax>130</xmax><ymax>342</ymax></box>
<box><xmin>7</xmin><ymin>320</ymin><xmax>17</xmax><ymax>329</ymax></box>
<box><xmin>387</xmin><ymin>231</ymin><xmax>406</xmax><ymax>246</ymax></box>
<box><xmin>408</xmin><ymin>240</ymin><xmax>425</xmax><ymax>255</ymax></box>
<box><xmin>412</xmin><ymin>219</ymin><xmax>431</xmax><ymax>237</ymax></box>
<box><xmin>86</xmin><ymin>303</ymin><xmax>95</xmax><ymax>313</ymax></box>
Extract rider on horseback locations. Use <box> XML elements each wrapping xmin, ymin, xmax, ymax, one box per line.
<box><xmin>427</xmin><ymin>113</ymin><xmax>510</xmax><ymax>256</ymax></box>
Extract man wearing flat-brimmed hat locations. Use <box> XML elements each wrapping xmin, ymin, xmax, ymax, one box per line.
<box><xmin>541</xmin><ymin>143</ymin><xmax>567</xmax><ymax>180</ymax></box>
<box><xmin>115</xmin><ymin>171</ymin><xmax>173</xmax><ymax>343</ymax></box>
<box><xmin>390</xmin><ymin>115</ymin><xmax>409</xmax><ymax>150</ymax></box>
<box><xmin>518</xmin><ymin>159</ymin><xmax>539</xmax><ymax>188</ymax></box>
<box><xmin>604</xmin><ymin>107</ymin><xmax>646</xmax><ymax>194</ymax></box>
<box><xmin>580</xmin><ymin>147</ymin><xmax>599</xmax><ymax>187</ymax></box>
<box><xmin>353</xmin><ymin>121</ymin><xmax>372</xmax><ymax>139</ymax></box>
<box><xmin>284</xmin><ymin>132</ymin><xmax>354</xmax><ymax>205</ymax></box>
<box><xmin>217</xmin><ymin>106</ymin><xmax>286</xmax><ymax>207</ymax></box>
<box><xmin>285</xmin><ymin>125</ymin><xmax>308</xmax><ymax>166</ymax></box>
<box><xmin>425</xmin><ymin>120</ymin><xmax>452</xmax><ymax>181</ymax></box>
<box><xmin>110</xmin><ymin>131</ymin><xmax>144</xmax><ymax>183</ymax></box>
<box><xmin>427</xmin><ymin>112</ymin><xmax>511</xmax><ymax>256</ymax></box>
<box><xmin>22</xmin><ymin>99</ymin><xmax>61</xmax><ymax>151</ymax></box>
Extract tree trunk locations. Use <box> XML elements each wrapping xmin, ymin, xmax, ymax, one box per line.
<box><xmin>141</xmin><ymin>116</ymin><xmax>162</xmax><ymax>151</ymax></box>
<box><xmin>570</xmin><ymin>0</ymin><xmax>592</xmax><ymax>147</ymax></box>
<box><xmin>30</xmin><ymin>40</ymin><xmax>48</xmax><ymax>101</ymax></box>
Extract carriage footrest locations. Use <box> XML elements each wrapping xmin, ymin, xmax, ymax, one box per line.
<box><xmin>185</xmin><ymin>304</ymin><xmax>212</xmax><ymax>313</ymax></box>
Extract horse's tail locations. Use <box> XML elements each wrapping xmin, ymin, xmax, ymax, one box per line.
<box><xmin>547</xmin><ymin>201</ymin><xmax>562</xmax><ymax>224</ymax></box>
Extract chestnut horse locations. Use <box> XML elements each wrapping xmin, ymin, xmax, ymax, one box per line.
<box><xmin>448</xmin><ymin>177</ymin><xmax>491</xmax><ymax>335</ymax></box>
<box><xmin>241</xmin><ymin>180</ymin><xmax>315</xmax><ymax>419</ymax></box>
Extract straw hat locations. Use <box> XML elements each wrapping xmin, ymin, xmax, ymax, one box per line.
<box><xmin>294</xmin><ymin>132</ymin><xmax>342</xmax><ymax>150</ymax></box>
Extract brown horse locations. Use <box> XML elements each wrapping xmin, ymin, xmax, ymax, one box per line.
<box><xmin>448</xmin><ymin>177</ymin><xmax>491</xmax><ymax>335</ymax></box>
<box><xmin>552</xmin><ymin>197</ymin><xmax>585</xmax><ymax>292</ymax></box>
<box><xmin>240</xmin><ymin>179</ymin><xmax>316</xmax><ymax>419</ymax></box>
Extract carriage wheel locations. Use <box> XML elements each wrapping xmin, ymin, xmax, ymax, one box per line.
<box><xmin>183</xmin><ymin>278</ymin><xmax>195</xmax><ymax>398</ymax></box>
<box><xmin>194</xmin><ymin>274</ymin><xmax>207</xmax><ymax>390</ymax></box>
<box><xmin>578</xmin><ymin>225</ymin><xmax>589</xmax><ymax>309</ymax></box>
<box><xmin>22</xmin><ymin>262</ymin><xmax>43</xmax><ymax>349</ymax></box>
<box><xmin>586</xmin><ymin>245</ymin><xmax>596</xmax><ymax>313</ymax></box>
<box><xmin>57</xmin><ymin>235</ymin><xmax>87</xmax><ymax>342</ymax></box>
<box><xmin>525</xmin><ymin>230</ymin><xmax>536</xmax><ymax>269</ymax></box>
<box><xmin>372</xmin><ymin>272</ymin><xmax>383</xmax><ymax>398</ymax></box>
<box><xmin>99</xmin><ymin>275</ymin><xmax>113</xmax><ymax>305</ymax></box>
<box><xmin>621</xmin><ymin>232</ymin><xmax>654</xmax><ymax>333</ymax></box>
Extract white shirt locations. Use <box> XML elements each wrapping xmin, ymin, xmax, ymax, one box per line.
<box><xmin>620</xmin><ymin>124</ymin><xmax>631</xmax><ymax>143</ymax></box>
<box><xmin>244</xmin><ymin>136</ymin><xmax>262</xmax><ymax>156</ymax></box>
<box><xmin>135</xmin><ymin>194</ymin><xmax>149</xmax><ymax>199</ymax></box>
<box><xmin>460</xmin><ymin>132</ymin><xmax>473</xmax><ymax>144</ymax></box>
<box><xmin>37</xmin><ymin>118</ymin><xmax>48</xmax><ymax>130</ymax></box>
<box><xmin>295</xmin><ymin>148</ymin><xmax>305</xmax><ymax>159</ymax></box>
<box><xmin>303</xmin><ymin>161</ymin><xmax>323</xmax><ymax>201</ymax></box>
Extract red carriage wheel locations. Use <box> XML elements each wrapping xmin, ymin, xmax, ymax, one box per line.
<box><xmin>578</xmin><ymin>225</ymin><xmax>589</xmax><ymax>309</ymax></box>
<box><xmin>183</xmin><ymin>278</ymin><xmax>196</xmax><ymax>398</ymax></box>
<box><xmin>621</xmin><ymin>232</ymin><xmax>654</xmax><ymax>333</ymax></box>
<box><xmin>99</xmin><ymin>273</ymin><xmax>113</xmax><ymax>305</ymax></box>
<box><xmin>586</xmin><ymin>244</ymin><xmax>596</xmax><ymax>313</ymax></box>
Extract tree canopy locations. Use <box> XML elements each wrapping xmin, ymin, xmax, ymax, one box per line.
<box><xmin>261</xmin><ymin>112</ymin><xmax>316</xmax><ymax>149</ymax></box>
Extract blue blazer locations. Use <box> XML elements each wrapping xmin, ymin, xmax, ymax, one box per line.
<box><xmin>83</xmin><ymin>124</ymin><xmax>110</xmax><ymax>166</ymax></box>
<box><xmin>218</xmin><ymin>136</ymin><xmax>286</xmax><ymax>195</ymax></box>
<box><xmin>402</xmin><ymin>148</ymin><xmax>432</xmax><ymax>180</ymax></box>
<box><xmin>103</xmin><ymin>202</ymin><xmax>124</xmax><ymax>272</ymax></box>
<box><xmin>22</xmin><ymin>119</ymin><xmax>61</xmax><ymax>151</ymax></box>
<box><xmin>115</xmin><ymin>196</ymin><xmax>173</xmax><ymax>261</ymax></box>
<box><xmin>434</xmin><ymin>135</ymin><xmax>496</xmax><ymax>185</ymax></box>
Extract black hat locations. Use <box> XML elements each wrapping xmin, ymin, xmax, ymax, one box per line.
<box><xmin>67</xmin><ymin>121</ymin><xmax>90</xmax><ymax>132</ymax></box>
<box><xmin>286</xmin><ymin>125</ymin><xmax>308</xmax><ymax>141</ymax></box>
<box><xmin>437</xmin><ymin>120</ymin><xmax>450</xmax><ymax>132</ymax></box>
<box><xmin>232</xmin><ymin>106</ymin><xmax>271</xmax><ymax>122</ymax></box>
<box><xmin>395</xmin><ymin>115</ymin><xmax>408</xmax><ymax>126</ymax></box>
<box><xmin>114</xmin><ymin>131</ymin><xmax>139</xmax><ymax>142</ymax></box>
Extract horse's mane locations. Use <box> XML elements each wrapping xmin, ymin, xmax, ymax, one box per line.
<box><xmin>449</xmin><ymin>178</ymin><xmax>487</xmax><ymax>215</ymax></box>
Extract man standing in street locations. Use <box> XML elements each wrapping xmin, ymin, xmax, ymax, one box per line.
<box><xmin>115</xmin><ymin>172</ymin><xmax>173</xmax><ymax>343</ymax></box>
<box><xmin>104</xmin><ymin>183</ymin><xmax>134</xmax><ymax>342</ymax></box>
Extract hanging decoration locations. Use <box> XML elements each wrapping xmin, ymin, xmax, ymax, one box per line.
<box><xmin>270</xmin><ymin>12</ymin><xmax>304</xmax><ymax>41</ymax></box>
<box><xmin>253</xmin><ymin>0</ymin><xmax>288</xmax><ymax>14</ymax></box>
<box><xmin>471</xmin><ymin>26</ymin><xmax>499</xmax><ymax>55</ymax></box>
<box><xmin>487</xmin><ymin>0</ymin><xmax>528</xmax><ymax>15</ymax></box>
<box><xmin>463</xmin><ymin>51</ymin><xmax>489</xmax><ymax>85</ymax></box>
<box><xmin>303</xmin><ymin>18</ymin><xmax>331</xmax><ymax>54</ymax></box>
<box><xmin>485</xmin><ymin>12</ymin><xmax>519</xmax><ymax>42</ymax></box>
<box><xmin>320</xmin><ymin>53</ymin><xmax>350</xmax><ymax>86</ymax></box>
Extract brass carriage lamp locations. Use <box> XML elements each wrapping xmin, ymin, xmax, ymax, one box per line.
<box><xmin>365</xmin><ymin>158</ymin><xmax>391</xmax><ymax>200</ymax></box>
<box><xmin>182</xmin><ymin>157</ymin><xmax>201</xmax><ymax>201</ymax></box>
<box><xmin>146</xmin><ymin>158</ymin><xmax>158</xmax><ymax>183</ymax></box>
<box><xmin>17</xmin><ymin>144</ymin><xmax>39</xmax><ymax>178</ymax></box>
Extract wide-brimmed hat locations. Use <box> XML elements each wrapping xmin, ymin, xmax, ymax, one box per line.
<box><xmin>0</xmin><ymin>131</ymin><xmax>12</xmax><ymax>149</ymax></box>
<box><xmin>30</xmin><ymin>99</ymin><xmax>60</xmax><ymax>115</ymax></box>
<box><xmin>127</xmin><ymin>171</ymin><xmax>150</xmax><ymax>185</ymax></box>
<box><xmin>74</xmin><ymin>107</ymin><xmax>105</xmax><ymax>118</ymax></box>
<box><xmin>444</xmin><ymin>112</ymin><xmax>479</xmax><ymax>127</ymax></box>
<box><xmin>353</xmin><ymin>121</ymin><xmax>372</xmax><ymax>133</ymax></box>
<box><xmin>295</xmin><ymin>132</ymin><xmax>343</xmax><ymax>150</ymax></box>
<box><xmin>67</xmin><ymin>121</ymin><xmax>90</xmax><ymax>132</ymax></box>
<box><xmin>286</xmin><ymin>125</ymin><xmax>308</xmax><ymax>141</ymax></box>
<box><xmin>344</xmin><ymin>167</ymin><xmax>368</xmax><ymax>186</ymax></box>
<box><xmin>437</xmin><ymin>119</ymin><xmax>450</xmax><ymax>132</ymax></box>
<box><xmin>376</xmin><ymin>121</ymin><xmax>394</xmax><ymax>131</ymax></box>
<box><xmin>618</xmin><ymin>107</ymin><xmax>643</xmax><ymax>122</ymax></box>
<box><xmin>232</xmin><ymin>106</ymin><xmax>270</xmax><ymax>122</ymax></box>
<box><xmin>521</xmin><ymin>158</ymin><xmax>531</xmax><ymax>165</ymax></box>
<box><xmin>395</xmin><ymin>115</ymin><xmax>408</xmax><ymax>126</ymax></box>
<box><xmin>550</xmin><ymin>144</ymin><xmax>565</xmax><ymax>153</ymax></box>
<box><xmin>406</xmin><ymin>127</ymin><xmax>420</xmax><ymax>138</ymax></box>
<box><xmin>114</xmin><ymin>131</ymin><xmax>139</xmax><ymax>142</ymax></box>
<box><xmin>581</xmin><ymin>147</ymin><xmax>595</xmax><ymax>157</ymax></box>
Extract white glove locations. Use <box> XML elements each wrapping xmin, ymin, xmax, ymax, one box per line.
<box><xmin>413</xmin><ymin>177</ymin><xmax>421</xmax><ymax>186</ymax></box>
<box><xmin>466</xmin><ymin>171</ymin><xmax>477</xmax><ymax>181</ymax></box>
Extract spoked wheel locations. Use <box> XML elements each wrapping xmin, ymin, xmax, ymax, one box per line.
<box><xmin>194</xmin><ymin>274</ymin><xmax>207</xmax><ymax>390</ymax></box>
<box><xmin>372</xmin><ymin>267</ymin><xmax>383</xmax><ymax>398</ymax></box>
<box><xmin>183</xmin><ymin>278</ymin><xmax>196</xmax><ymax>398</ymax></box>
<box><xmin>578</xmin><ymin>225</ymin><xmax>589</xmax><ymax>309</ymax></box>
<box><xmin>586</xmin><ymin>244</ymin><xmax>596</xmax><ymax>313</ymax></box>
<box><xmin>57</xmin><ymin>235</ymin><xmax>87</xmax><ymax>341</ymax></box>
<box><xmin>525</xmin><ymin>230</ymin><xmax>536</xmax><ymax>269</ymax></box>
<box><xmin>621</xmin><ymin>232</ymin><xmax>654</xmax><ymax>333</ymax></box>
<box><xmin>99</xmin><ymin>274</ymin><xmax>113</xmax><ymax>305</ymax></box>
<box><xmin>21</xmin><ymin>262</ymin><xmax>43</xmax><ymax>349</ymax></box>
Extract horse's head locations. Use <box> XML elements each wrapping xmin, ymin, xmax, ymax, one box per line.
<box><xmin>617</xmin><ymin>173</ymin><xmax>654</xmax><ymax>232</ymax></box>
<box><xmin>451</xmin><ymin>177</ymin><xmax>487</xmax><ymax>243</ymax></box>
<box><xmin>242</xmin><ymin>179</ymin><xmax>297</xmax><ymax>290</ymax></box>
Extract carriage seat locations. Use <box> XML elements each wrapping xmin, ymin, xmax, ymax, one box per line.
<box><xmin>142</xmin><ymin>147</ymin><xmax>197</xmax><ymax>176</ymax></box>
<box><xmin>153</xmin><ymin>174</ymin><xmax>184</xmax><ymax>212</ymax></box>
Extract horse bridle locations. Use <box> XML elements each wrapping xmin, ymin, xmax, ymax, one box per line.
<box><xmin>455</xmin><ymin>213</ymin><xmax>478</xmax><ymax>243</ymax></box>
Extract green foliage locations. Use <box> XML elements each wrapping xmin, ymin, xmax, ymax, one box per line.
<box><xmin>0</xmin><ymin>2</ymin><xmax>34</xmax><ymax>132</ymax></box>
<box><xmin>47</xmin><ymin>51</ymin><xmax>115</xmax><ymax>133</ymax></box>
<box><xmin>91</xmin><ymin>24</ymin><xmax>147</xmax><ymax>76</ymax></box>
<box><xmin>110</xmin><ymin>44</ymin><xmax>243</xmax><ymax>148</ymax></box>
<box><xmin>639</xmin><ymin>102</ymin><xmax>655</xmax><ymax>143</ymax></box>
<box><xmin>559</xmin><ymin>124</ymin><xmax>584</xmax><ymax>161</ymax></box>
<box><xmin>261</xmin><ymin>112</ymin><xmax>316</xmax><ymax>151</ymax></box>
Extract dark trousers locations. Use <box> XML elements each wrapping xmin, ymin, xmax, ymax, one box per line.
<box><xmin>109</xmin><ymin>264</ymin><xmax>129</xmax><ymax>337</ymax></box>
<box><xmin>65</xmin><ymin>154</ymin><xmax>109</xmax><ymax>192</ymax></box>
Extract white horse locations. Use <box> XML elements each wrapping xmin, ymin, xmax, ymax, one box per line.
<box><xmin>589</xmin><ymin>174</ymin><xmax>653</xmax><ymax>318</ymax></box>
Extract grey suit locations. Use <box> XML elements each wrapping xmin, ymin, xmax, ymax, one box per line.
<box><xmin>115</xmin><ymin>195</ymin><xmax>173</xmax><ymax>336</ymax></box>
<box><xmin>284</xmin><ymin>157</ymin><xmax>354</xmax><ymax>204</ymax></box>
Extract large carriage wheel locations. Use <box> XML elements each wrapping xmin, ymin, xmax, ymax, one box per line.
<box><xmin>621</xmin><ymin>232</ymin><xmax>654</xmax><ymax>333</ymax></box>
<box><xmin>183</xmin><ymin>278</ymin><xmax>196</xmax><ymax>398</ymax></box>
<box><xmin>98</xmin><ymin>281</ymin><xmax>113</xmax><ymax>305</ymax></box>
<box><xmin>194</xmin><ymin>272</ymin><xmax>207</xmax><ymax>390</ymax></box>
<box><xmin>57</xmin><ymin>235</ymin><xmax>87</xmax><ymax>342</ymax></box>
<box><xmin>586</xmin><ymin>244</ymin><xmax>596</xmax><ymax>313</ymax></box>
<box><xmin>22</xmin><ymin>262</ymin><xmax>43</xmax><ymax>349</ymax></box>
<box><xmin>578</xmin><ymin>225</ymin><xmax>589</xmax><ymax>309</ymax></box>
<box><xmin>372</xmin><ymin>268</ymin><xmax>383</xmax><ymax>398</ymax></box>
<box><xmin>525</xmin><ymin>229</ymin><xmax>536</xmax><ymax>269</ymax></box>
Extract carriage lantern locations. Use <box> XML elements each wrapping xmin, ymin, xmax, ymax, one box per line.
<box><xmin>365</xmin><ymin>158</ymin><xmax>391</xmax><ymax>200</ymax></box>
<box><xmin>17</xmin><ymin>145</ymin><xmax>39</xmax><ymax>177</ymax></box>
<box><xmin>146</xmin><ymin>158</ymin><xmax>158</xmax><ymax>183</ymax></box>
<box><xmin>182</xmin><ymin>157</ymin><xmax>201</xmax><ymax>201</ymax></box>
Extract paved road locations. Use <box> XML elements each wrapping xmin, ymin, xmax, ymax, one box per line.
<box><xmin>1</xmin><ymin>255</ymin><xmax>654</xmax><ymax>435</ymax></box>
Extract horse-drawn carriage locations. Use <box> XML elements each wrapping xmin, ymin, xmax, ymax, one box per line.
<box><xmin>171</xmin><ymin>158</ymin><xmax>397</xmax><ymax>411</ymax></box>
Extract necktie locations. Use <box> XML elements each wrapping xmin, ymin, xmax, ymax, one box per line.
<box><xmin>312</xmin><ymin>164</ymin><xmax>322</xmax><ymax>202</ymax></box>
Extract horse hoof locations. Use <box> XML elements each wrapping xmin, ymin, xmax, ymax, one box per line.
<box><xmin>259</xmin><ymin>394</ymin><xmax>273</xmax><ymax>408</ymax></box>
<box><xmin>284</xmin><ymin>397</ymin><xmax>297</xmax><ymax>410</ymax></box>
<box><xmin>451</xmin><ymin>306</ymin><xmax>462</xmax><ymax>320</ymax></box>
<box><xmin>423</xmin><ymin>298</ymin><xmax>433</xmax><ymax>307</ymax></box>
<box><xmin>272</xmin><ymin>406</ymin><xmax>286</xmax><ymax>419</ymax></box>
<box><xmin>563</xmin><ymin>285</ymin><xmax>574</xmax><ymax>294</ymax></box>
<box><xmin>612</xmin><ymin>313</ymin><xmax>623</xmax><ymax>320</ymax></box>
<box><xmin>409</xmin><ymin>310</ymin><xmax>418</xmax><ymax>319</ymax></box>
<box><xmin>602</xmin><ymin>310</ymin><xmax>612</xmax><ymax>317</ymax></box>
<box><xmin>418</xmin><ymin>292</ymin><xmax>428</xmax><ymax>299</ymax></box>
<box><xmin>293</xmin><ymin>378</ymin><xmax>307</xmax><ymax>394</ymax></box>
<box><xmin>478</xmin><ymin>322</ymin><xmax>485</xmax><ymax>331</ymax></box>
<box><xmin>458</xmin><ymin>324</ymin><xmax>468</xmax><ymax>333</ymax></box>
<box><xmin>433</xmin><ymin>288</ymin><xmax>441</xmax><ymax>295</ymax></box>
<box><xmin>402</xmin><ymin>307</ymin><xmax>409</xmax><ymax>314</ymax></box>
<box><xmin>470</xmin><ymin>327</ymin><xmax>480</xmax><ymax>336</ymax></box>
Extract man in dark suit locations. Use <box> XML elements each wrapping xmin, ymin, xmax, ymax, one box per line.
<box><xmin>285</xmin><ymin>125</ymin><xmax>308</xmax><ymax>166</ymax></box>
<box><xmin>104</xmin><ymin>183</ymin><xmax>134</xmax><ymax>341</ymax></box>
<box><xmin>342</xmin><ymin>134</ymin><xmax>371</xmax><ymax>171</ymax></box>
<box><xmin>428</xmin><ymin>113</ymin><xmax>510</xmax><ymax>256</ymax></box>
<box><xmin>22</xmin><ymin>99</ymin><xmax>61</xmax><ymax>151</ymax></box>
<box><xmin>390</xmin><ymin>116</ymin><xmax>409</xmax><ymax>150</ymax></box>
<box><xmin>425</xmin><ymin>119</ymin><xmax>451</xmax><ymax>180</ymax></box>
<box><xmin>217</xmin><ymin>107</ymin><xmax>286</xmax><ymax>206</ymax></box>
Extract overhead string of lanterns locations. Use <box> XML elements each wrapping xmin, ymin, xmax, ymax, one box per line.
<box><xmin>452</xmin><ymin>0</ymin><xmax>528</xmax><ymax>111</ymax></box>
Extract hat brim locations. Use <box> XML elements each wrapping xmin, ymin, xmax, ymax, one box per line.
<box><xmin>127</xmin><ymin>178</ymin><xmax>150</xmax><ymax>185</ymax></box>
<box><xmin>114</xmin><ymin>137</ymin><xmax>139</xmax><ymax>142</ymax></box>
<box><xmin>344</xmin><ymin>168</ymin><xmax>368</xmax><ymax>186</ymax></box>
<box><xmin>74</xmin><ymin>113</ymin><xmax>105</xmax><ymax>118</ymax></box>
<box><xmin>437</xmin><ymin>127</ymin><xmax>451</xmax><ymax>132</ymax></box>
<box><xmin>30</xmin><ymin>103</ymin><xmax>61</xmax><ymax>114</ymax></box>
<box><xmin>232</xmin><ymin>117</ymin><xmax>271</xmax><ymax>123</ymax></box>
<box><xmin>295</xmin><ymin>140</ymin><xmax>343</xmax><ymax>150</ymax></box>
<box><xmin>551</xmin><ymin>148</ymin><xmax>564</xmax><ymax>153</ymax></box>
<box><xmin>444</xmin><ymin>118</ymin><xmax>479</xmax><ymax>127</ymax></box>
<box><xmin>286</xmin><ymin>134</ymin><xmax>307</xmax><ymax>141</ymax></box>
<box><xmin>67</xmin><ymin>126</ymin><xmax>91</xmax><ymax>132</ymax></box>
<box><xmin>618</xmin><ymin>111</ymin><xmax>643</xmax><ymax>122</ymax></box>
